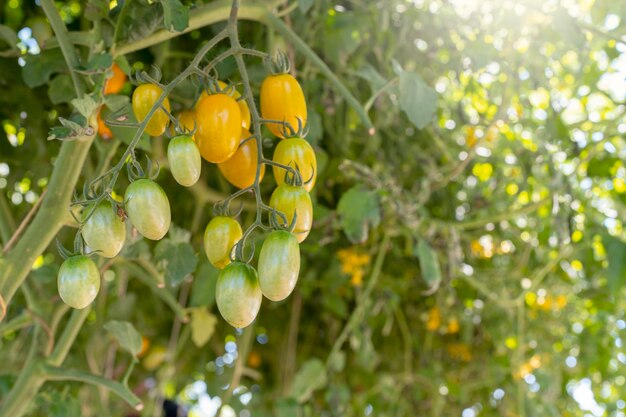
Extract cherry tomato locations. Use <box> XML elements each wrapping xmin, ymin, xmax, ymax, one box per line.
<box><xmin>132</xmin><ymin>84</ymin><xmax>171</xmax><ymax>137</ymax></box>
<box><xmin>258</xmin><ymin>230</ymin><xmax>300</xmax><ymax>301</ymax></box>
<box><xmin>170</xmin><ymin>109</ymin><xmax>197</xmax><ymax>138</ymax></box>
<box><xmin>97</xmin><ymin>109</ymin><xmax>113</xmax><ymax>140</ymax></box>
<box><xmin>260</xmin><ymin>73</ymin><xmax>307</xmax><ymax>138</ymax></box>
<box><xmin>216</xmin><ymin>262</ymin><xmax>262</xmax><ymax>328</ymax></box>
<box><xmin>104</xmin><ymin>63</ymin><xmax>127</xmax><ymax>95</ymax></box>
<box><xmin>81</xmin><ymin>201</ymin><xmax>125</xmax><ymax>258</ymax></box>
<box><xmin>272</xmin><ymin>137</ymin><xmax>317</xmax><ymax>192</ymax></box>
<box><xmin>195</xmin><ymin>93</ymin><xmax>241</xmax><ymax>163</ymax></box>
<box><xmin>124</xmin><ymin>179</ymin><xmax>171</xmax><ymax>240</ymax></box>
<box><xmin>269</xmin><ymin>184</ymin><xmax>313</xmax><ymax>243</ymax></box>
<box><xmin>167</xmin><ymin>135</ymin><xmax>201</xmax><ymax>187</ymax></box>
<box><xmin>197</xmin><ymin>81</ymin><xmax>251</xmax><ymax>129</ymax></box>
<box><xmin>217</xmin><ymin>130</ymin><xmax>265</xmax><ymax>189</ymax></box>
<box><xmin>57</xmin><ymin>255</ymin><xmax>101</xmax><ymax>309</ymax></box>
<box><xmin>204</xmin><ymin>216</ymin><xmax>242</xmax><ymax>269</ymax></box>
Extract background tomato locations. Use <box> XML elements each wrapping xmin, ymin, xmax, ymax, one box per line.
<box><xmin>132</xmin><ymin>84</ymin><xmax>171</xmax><ymax>137</ymax></box>
<box><xmin>167</xmin><ymin>135</ymin><xmax>201</xmax><ymax>187</ymax></box>
<box><xmin>258</xmin><ymin>230</ymin><xmax>300</xmax><ymax>301</ymax></box>
<box><xmin>197</xmin><ymin>81</ymin><xmax>251</xmax><ymax>129</ymax></box>
<box><xmin>104</xmin><ymin>63</ymin><xmax>127</xmax><ymax>95</ymax></box>
<box><xmin>218</xmin><ymin>130</ymin><xmax>264</xmax><ymax>189</ymax></box>
<box><xmin>195</xmin><ymin>93</ymin><xmax>241</xmax><ymax>163</ymax></box>
<box><xmin>57</xmin><ymin>255</ymin><xmax>101</xmax><ymax>309</ymax></box>
<box><xmin>81</xmin><ymin>201</ymin><xmax>125</xmax><ymax>258</ymax></box>
<box><xmin>269</xmin><ymin>184</ymin><xmax>313</xmax><ymax>243</ymax></box>
<box><xmin>272</xmin><ymin>137</ymin><xmax>317</xmax><ymax>191</ymax></box>
<box><xmin>216</xmin><ymin>262</ymin><xmax>262</xmax><ymax>328</ymax></box>
<box><xmin>171</xmin><ymin>109</ymin><xmax>196</xmax><ymax>137</ymax></box>
<box><xmin>260</xmin><ymin>73</ymin><xmax>307</xmax><ymax>138</ymax></box>
<box><xmin>124</xmin><ymin>179</ymin><xmax>171</xmax><ymax>240</ymax></box>
<box><xmin>97</xmin><ymin>109</ymin><xmax>113</xmax><ymax>140</ymax></box>
<box><xmin>204</xmin><ymin>216</ymin><xmax>242</xmax><ymax>269</ymax></box>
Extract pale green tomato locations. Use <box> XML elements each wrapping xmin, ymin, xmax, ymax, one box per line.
<box><xmin>57</xmin><ymin>255</ymin><xmax>101</xmax><ymax>309</ymax></box>
<box><xmin>124</xmin><ymin>179</ymin><xmax>171</xmax><ymax>240</ymax></box>
<box><xmin>216</xmin><ymin>262</ymin><xmax>262</xmax><ymax>328</ymax></box>
<box><xmin>258</xmin><ymin>230</ymin><xmax>300</xmax><ymax>301</ymax></box>
<box><xmin>81</xmin><ymin>202</ymin><xmax>125</xmax><ymax>258</ymax></box>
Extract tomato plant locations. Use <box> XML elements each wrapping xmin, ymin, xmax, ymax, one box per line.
<box><xmin>261</xmin><ymin>73</ymin><xmax>307</xmax><ymax>138</ymax></box>
<box><xmin>167</xmin><ymin>135</ymin><xmax>201</xmax><ymax>187</ymax></box>
<box><xmin>132</xmin><ymin>83</ymin><xmax>171</xmax><ymax>137</ymax></box>
<box><xmin>215</xmin><ymin>261</ymin><xmax>262</xmax><ymax>328</ymax></box>
<box><xmin>57</xmin><ymin>255</ymin><xmax>101</xmax><ymax>310</ymax></box>
<box><xmin>272</xmin><ymin>137</ymin><xmax>317</xmax><ymax>191</ymax></box>
<box><xmin>217</xmin><ymin>131</ymin><xmax>264</xmax><ymax>189</ymax></box>
<box><xmin>203</xmin><ymin>216</ymin><xmax>242</xmax><ymax>269</ymax></box>
<box><xmin>81</xmin><ymin>201</ymin><xmax>126</xmax><ymax>258</ymax></box>
<box><xmin>124</xmin><ymin>179</ymin><xmax>171</xmax><ymax>240</ymax></box>
<box><xmin>258</xmin><ymin>230</ymin><xmax>300</xmax><ymax>301</ymax></box>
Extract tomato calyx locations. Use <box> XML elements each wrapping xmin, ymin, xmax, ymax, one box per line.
<box><xmin>126</xmin><ymin>154</ymin><xmax>160</xmax><ymax>182</ymax></box>
<box><xmin>264</xmin><ymin>50</ymin><xmax>291</xmax><ymax>75</ymax></box>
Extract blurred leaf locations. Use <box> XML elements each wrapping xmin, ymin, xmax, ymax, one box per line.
<box><xmin>78</xmin><ymin>52</ymin><xmax>113</xmax><ymax>73</ymax></box>
<box><xmin>298</xmin><ymin>0</ymin><xmax>314</xmax><ymax>14</ymax></box>
<box><xmin>190</xmin><ymin>308</ymin><xmax>217</xmax><ymax>347</ymax></box>
<box><xmin>276</xmin><ymin>398</ymin><xmax>301</xmax><ymax>417</ymax></box>
<box><xmin>48</xmin><ymin>74</ymin><xmax>75</xmax><ymax>104</ymax></box>
<box><xmin>35</xmin><ymin>388</ymin><xmax>81</xmax><ymax>417</ymax></box>
<box><xmin>158</xmin><ymin>0</ymin><xmax>189</xmax><ymax>32</ymax></box>
<box><xmin>104</xmin><ymin>94</ymin><xmax>130</xmax><ymax>112</ymax></box>
<box><xmin>416</xmin><ymin>239</ymin><xmax>442</xmax><ymax>289</ymax></box>
<box><xmin>71</xmin><ymin>95</ymin><xmax>99</xmax><ymax>119</ymax></box>
<box><xmin>189</xmin><ymin>257</ymin><xmax>219</xmax><ymax>308</ymax></box>
<box><xmin>21</xmin><ymin>50</ymin><xmax>66</xmax><ymax>88</ymax></box>
<box><xmin>154</xmin><ymin>240</ymin><xmax>198</xmax><ymax>287</ymax></box>
<box><xmin>337</xmin><ymin>186</ymin><xmax>380</xmax><ymax>243</ymax></box>
<box><xmin>398</xmin><ymin>71</ymin><xmax>437</xmax><ymax>129</ymax></box>
<box><xmin>356</xmin><ymin>64</ymin><xmax>388</xmax><ymax>91</ymax></box>
<box><xmin>104</xmin><ymin>320</ymin><xmax>142</xmax><ymax>357</ymax></box>
<box><xmin>603</xmin><ymin>235</ymin><xmax>626</xmax><ymax>292</ymax></box>
<box><xmin>291</xmin><ymin>358</ymin><xmax>327</xmax><ymax>403</ymax></box>
<box><xmin>587</xmin><ymin>156</ymin><xmax>620</xmax><ymax>178</ymax></box>
<box><xmin>0</xmin><ymin>25</ymin><xmax>18</xmax><ymax>49</ymax></box>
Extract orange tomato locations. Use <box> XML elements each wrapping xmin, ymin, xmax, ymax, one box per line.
<box><xmin>260</xmin><ymin>73</ymin><xmax>307</xmax><ymax>138</ymax></box>
<box><xmin>195</xmin><ymin>93</ymin><xmax>241</xmax><ymax>163</ymax></box>
<box><xmin>196</xmin><ymin>81</ymin><xmax>251</xmax><ymax>130</ymax></box>
<box><xmin>97</xmin><ymin>109</ymin><xmax>113</xmax><ymax>140</ymax></box>
<box><xmin>218</xmin><ymin>129</ymin><xmax>264</xmax><ymax>189</ymax></box>
<box><xmin>104</xmin><ymin>63</ymin><xmax>127</xmax><ymax>95</ymax></box>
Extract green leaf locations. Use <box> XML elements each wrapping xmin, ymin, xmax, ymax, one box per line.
<box><xmin>78</xmin><ymin>52</ymin><xmax>113</xmax><ymax>73</ymax></box>
<box><xmin>416</xmin><ymin>239</ymin><xmax>442</xmax><ymax>289</ymax></box>
<box><xmin>154</xmin><ymin>239</ymin><xmax>198</xmax><ymax>287</ymax></box>
<box><xmin>337</xmin><ymin>186</ymin><xmax>381</xmax><ymax>244</ymax></box>
<box><xmin>104</xmin><ymin>94</ymin><xmax>130</xmax><ymax>112</ymax></box>
<box><xmin>36</xmin><ymin>388</ymin><xmax>81</xmax><ymax>417</ymax></box>
<box><xmin>0</xmin><ymin>24</ymin><xmax>18</xmax><ymax>49</ymax></box>
<box><xmin>398</xmin><ymin>71</ymin><xmax>438</xmax><ymax>129</ymax></box>
<box><xmin>190</xmin><ymin>307</ymin><xmax>217</xmax><ymax>348</ymax></box>
<box><xmin>276</xmin><ymin>398</ymin><xmax>300</xmax><ymax>417</ymax></box>
<box><xmin>48</xmin><ymin>74</ymin><xmax>76</xmax><ymax>104</ymax></box>
<box><xmin>189</xmin><ymin>257</ymin><xmax>219</xmax><ymax>308</ymax></box>
<box><xmin>21</xmin><ymin>49</ymin><xmax>67</xmax><ymax>88</ymax></box>
<box><xmin>71</xmin><ymin>95</ymin><xmax>99</xmax><ymax>119</ymax></box>
<box><xmin>47</xmin><ymin>126</ymin><xmax>72</xmax><ymax>141</ymax></box>
<box><xmin>104</xmin><ymin>320</ymin><xmax>142</xmax><ymax>357</ymax></box>
<box><xmin>291</xmin><ymin>358</ymin><xmax>327</xmax><ymax>403</ymax></box>
<box><xmin>298</xmin><ymin>0</ymin><xmax>314</xmax><ymax>13</ymax></box>
<box><xmin>159</xmin><ymin>0</ymin><xmax>189</xmax><ymax>32</ymax></box>
<box><xmin>603</xmin><ymin>235</ymin><xmax>626</xmax><ymax>292</ymax></box>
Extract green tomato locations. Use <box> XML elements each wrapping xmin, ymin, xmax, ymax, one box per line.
<box><xmin>124</xmin><ymin>179</ymin><xmax>171</xmax><ymax>240</ymax></box>
<box><xmin>204</xmin><ymin>216</ymin><xmax>242</xmax><ymax>269</ymax></box>
<box><xmin>57</xmin><ymin>255</ymin><xmax>101</xmax><ymax>309</ymax></box>
<box><xmin>81</xmin><ymin>202</ymin><xmax>126</xmax><ymax>258</ymax></box>
<box><xmin>258</xmin><ymin>230</ymin><xmax>300</xmax><ymax>301</ymax></box>
<box><xmin>167</xmin><ymin>135</ymin><xmax>201</xmax><ymax>187</ymax></box>
<box><xmin>269</xmin><ymin>184</ymin><xmax>313</xmax><ymax>243</ymax></box>
<box><xmin>216</xmin><ymin>262</ymin><xmax>262</xmax><ymax>328</ymax></box>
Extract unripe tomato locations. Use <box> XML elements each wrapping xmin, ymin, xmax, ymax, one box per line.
<box><xmin>260</xmin><ymin>73</ymin><xmax>307</xmax><ymax>138</ymax></box>
<box><xmin>132</xmin><ymin>84</ymin><xmax>171</xmax><ymax>137</ymax></box>
<box><xmin>269</xmin><ymin>184</ymin><xmax>313</xmax><ymax>243</ymax></box>
<box><xmin>204</xmin><ymin>216</ymin><xmax>242</xmax><ymax>269</ymax></box>
<box><xmin>57</xmin><ymin>255</ymin><xmax>101</xmax><ymax>309</ymax></box>
<box><xmin>197</xmin><ymin>81</ymin><xmax>251</xmax><ymax>129</ymax></box>
<box><xmin>167</xmin><ymin>135</ymin><xmax>201</xmax><ymax>187</ymax></box>
<box><xmin>104</xmin><ymin>63</ymin><xmax>127</xmax><ymax>95</ymax></box>
<box><xmin>258</xmin><ymin>230</ymin><xmax>300</xmax><ymax>301</ymax></box>
<box><xmin>81</xmin><ymin>201</ymin><xmax>126</xmax><ymax>258</ymax></box>
<box><xmin>97</xmin><ymin>109</ymin><xmax>113</xmax><ymax>140</ymax></box>
<box><xmin>195</xmin><ymin>93</ymin><xmax>241</xmax><ymax>163</ymax></box>
<box><xmin>216</xmin><ymin>262</ymin><xmax>262</xmax><ymax>328</ymax></box>
<box><xmin>124</xmin><ymin>179</ymin><xmax>171</xmax><ymax>240</ymax></box>
<box><xmin>217</xmin><ymin>130</ymin><xmax>264</xmax><ymax>189</ymax></box>
<box><xmin>272</xmin><ymin>137</ymin><xmax>317</xmax><ymax>192</ymax></box>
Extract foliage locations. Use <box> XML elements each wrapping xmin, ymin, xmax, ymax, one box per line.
<box><xmin>1</xmin><ymin>0</ymin><xmax>626</xmax><ymax>416</ymax></box>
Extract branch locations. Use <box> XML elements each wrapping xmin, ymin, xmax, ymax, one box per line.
<box><xmin>42</xmin><ymin>365</ymin><xmax>143</xmax><ymax>411</ymax></box>
<box><xmin>0</xmin><ymin>191</ymin><xmax>16</xmax><ymax>245</ymax></box>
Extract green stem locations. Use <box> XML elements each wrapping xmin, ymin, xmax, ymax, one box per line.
<box><xmin>40</xmin><ymin>0</ymin><xmax>84</xmax><ymax>95</ymax></box>
<box><xmin>0</xmin><ymin>191</ymin><xmax>16</xmax><ymax>245</ymax></box>
<box><xmin>48</xmin><ymin>307</ymin><xmax>91</xmax><ymax>366</ymax></box>
<box><xmin>0</xmin><ymin>360</ymin><xmax>46</xmax><ymax>417</ymax></box>
<box><xmin>43</xmin><ymin>365</ymin><xmax>143</xmax><ymax>410</ymax></box>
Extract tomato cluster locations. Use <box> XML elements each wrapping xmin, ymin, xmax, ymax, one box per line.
<box><xmin>58</xmin><ymin>65</ymin><xmax>317</xmax><ymax>330</ymax></box>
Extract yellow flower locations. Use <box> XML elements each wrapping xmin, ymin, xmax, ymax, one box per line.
<box><xmin>446</xmin><ymin>343</ymin><xmax>472</xmax><ymax>362</ymax></box>
<box><xmin>426</xmin><ymin>307</ymin><xmax>441</xmax><ymax>332</ymax></box>
<box><xmin>447</xmin><ymin>318</ymin><xmax>460</xmax><ymax>334</ymax></box>
<box><xmin>337</xmin><ymin>247</ymin><xmax>371</xmax><ymax>287</ymax></box>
